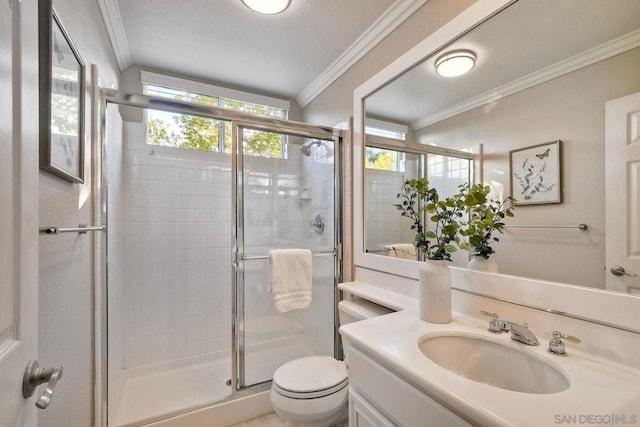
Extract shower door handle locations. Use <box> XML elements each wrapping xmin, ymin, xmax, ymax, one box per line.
<box><xmin>22</xmin><ymin>360</ymin><xmax>63</xmax><ymax>409</ymax></box>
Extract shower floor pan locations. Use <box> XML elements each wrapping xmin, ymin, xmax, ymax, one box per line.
<box><xmin>109</xmin><ymin>334</ymin><xmax>323</xmax><ymax>427</ymax></box>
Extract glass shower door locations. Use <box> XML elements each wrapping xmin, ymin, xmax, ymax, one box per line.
<box><xmin>235</xmin><ymin>125</ymin><xmax>339</xmax><ymax>388</ymax></box>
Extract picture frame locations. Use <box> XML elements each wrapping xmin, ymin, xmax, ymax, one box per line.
<box><xmin>509</xmin><ymin>140</ymin><xmax>562</xmax><ymax>205</ymax></box>
<box><xmin>39</xmin><ymin>1</ymin><xmax>85</xmax><ymax>183</ymax></box>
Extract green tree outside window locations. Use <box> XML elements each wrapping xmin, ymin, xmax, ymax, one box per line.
<box><xmin>145</xmin><ymin>88</ymin><xmax>286</xmax><ymax>158</ymax></box>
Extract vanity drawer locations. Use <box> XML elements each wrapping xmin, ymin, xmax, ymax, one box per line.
<box><xmin>349</xmin><ymin>389</ymin><xmax>395</xmax><ymax>427</ymax></box>
<box><xmin>348</xmin><ymin>347</ymin><xmax>471</xmax><ymax>427</ymax></box>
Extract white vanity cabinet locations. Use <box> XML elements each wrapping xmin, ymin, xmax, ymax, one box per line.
<box><xmin>349</xmin><ymin>390</ymin><xmax>395</xmax><ymax>427</ymax></box>
<box><xmin>348</xmin><ymin>347</ymin><xmax>471</xmax><ymax>427</ymax></box>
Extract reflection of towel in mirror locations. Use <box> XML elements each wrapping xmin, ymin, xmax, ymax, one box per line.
<box><xmin>269</xmin><ymin>249</ymin><xmax>313</xmax><ymax>313</ymax></box>
<box><xmin>385</xmin><ymin>243</ymin><xmax>416</xmax><ymax>260</ymax></box>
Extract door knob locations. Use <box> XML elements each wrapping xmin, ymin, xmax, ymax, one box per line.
<box><xmin>22</xmin><ymin>360</ymin><xmax>63</xmax><ymax>409</ymax></box>
<box><xmin>610</xmin><ymin>265</ymin><xmax>638</xmax><ymax>278</ymax></box>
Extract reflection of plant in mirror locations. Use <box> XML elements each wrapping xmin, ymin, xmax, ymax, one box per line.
<box><xmin>459</xmin><ymin>184</ymin><xmax>516</xmax><ymax>259</ymax></box>
<box><xmin>394</xmin><ymin>178</ymin><xmax>466</xmax><ymax>261</ymax></box>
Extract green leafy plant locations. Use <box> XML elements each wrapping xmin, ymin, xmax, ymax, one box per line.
<box><xmin>459</xmin><ymin>184</ymin><xmax>516</xmax><ymax>259</ymax></box>
<box><xmin>394</xmin><ymin>178</ymin><xmax>466</xmax><ymax>261</ymax></box>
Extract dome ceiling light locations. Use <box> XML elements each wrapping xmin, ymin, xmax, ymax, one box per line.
<box><xmin>241</xmin><ymin>0</ymin><xmax>292</xmax><ymax>15</ymax></box>
<box><xmin>434</xmin><ymin>50</ymin><xmax>477</xmax><ymax>77</ymax></box>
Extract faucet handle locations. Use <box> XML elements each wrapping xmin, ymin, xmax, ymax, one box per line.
<box><xmin>479</xmin><ymin>310</ymin><xmax>498</xmax><ymax>318</ymax></box>
<box><xmin>548</xmin><ymin>330</ymin><xmax>581</xmax><ymax>356</ymax></box>
<box><xmin>479</xmin><ymin>310</ymin><xmax>502</xmax><ymax>333</ymax></box>
<box><xmin>558</xmin><ymin>332</ymin><xmax>581</xmax><ymax>344</ymax></box>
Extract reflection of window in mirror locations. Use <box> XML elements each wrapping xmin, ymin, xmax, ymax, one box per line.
<box><xmin>365</xmin><ymin>146</ymin><xmax>405</xmax><ymax>171</ymax></box>
<box><xmin>364</xmin><ymin>145</ymin><xmax>419</xmax><ymax>258</ymax></box>
<box><xmin>365</xmin><ymin>118</ymin><xmax>407</xmax><ymax>140</ymax></box>
<box><xmin>364</xmin><ymin>139</ymin><xmax>475</xmax><ymax>265</ymax></box>
<box><xmin>427</xmin><ymin>153</ymin><xmax>471</xmax><ymax>198</ymax></box>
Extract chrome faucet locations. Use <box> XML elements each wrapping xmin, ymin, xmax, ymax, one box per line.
<box><xmin>480</xmin><ymin>311</ymin><xmax>539</xmax><ymax>346</ymax></box>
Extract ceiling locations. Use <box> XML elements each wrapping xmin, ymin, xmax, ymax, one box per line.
<box><xmin>365</xmin><ymin>0</ymin><xmax>640</xmax><ymax>130</ymax></box>
<box><xmin>104</xmin><ymin>0</ymin><xmax>405</xmax><ymax>106</ymax></box>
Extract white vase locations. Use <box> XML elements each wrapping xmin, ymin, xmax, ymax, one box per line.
<box><xmin>418</xmin><ymin>259</ymin><xmax>452</xmax><ymax>323</ymax></box>
<box><xmin>467</xmin><ymin>255</ymin><xmax>498</xmax><ymax>273</ymax></box>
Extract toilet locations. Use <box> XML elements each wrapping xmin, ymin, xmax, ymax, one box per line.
<box><xmin>270</xmin><ymin>297</ymin><xmax>394</xmax><ymax>426</ymax></box>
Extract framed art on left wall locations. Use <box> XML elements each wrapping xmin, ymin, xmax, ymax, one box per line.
<box><xmin>39</xmin><ymin>0</ymin><xmax>86</xmax><ymax>183</ymax></box>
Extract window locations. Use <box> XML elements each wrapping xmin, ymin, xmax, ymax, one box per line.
<box><xmin>426</xmin><ymin>153</ymin><xmax>471</xmax><ymax>198</ymax></box>
<box><xmin>365</xmin><ymin>118</ymin><xmax>408</xmax><ymax>141</ymax></box>
<box><xmin>141</xmin><ymin>72</ymin><xmax>290</xmax><ymax>158</ymax></box>
<box><xmin>365</xmin><ymin>146</ymin><xmax>405</xmax><ymax>172</ymax></box>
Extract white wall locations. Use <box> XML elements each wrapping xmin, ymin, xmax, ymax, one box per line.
<box><xmin>415</xmin><ymin>48</ymin><xmax>640</xmax><ymax>288</ymax></box>
<box><xmin>37</xmin><ymin>1</ymin><xmax>119</xmax><ymax>426</ymax></box>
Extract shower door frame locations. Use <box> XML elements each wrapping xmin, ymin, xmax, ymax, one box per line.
<box><xmin>99</xmin><ymin>90</ymin><xmax>343</xmax><ymax>427</ymax></box>
<box><xmin>232</xmin><ymin>121</ymin><xmax>342</xmax><ymax>390</ymax></box>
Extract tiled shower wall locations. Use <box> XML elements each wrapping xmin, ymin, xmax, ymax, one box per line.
<box><xmin>297</xmin><ymin>141</ymin><xmax>337</xmax><ymax>355</ymax></box>
<box><xmin>121</xmin><ymin>122</ymin><xmax>232</xmax><ymax>367</ymax></box>
<box><xmin>118</xmin><ymin>124</ymin><xmax>336</xmax><ymax>368</ymax></box>
<box><xmin>365</xmin><ymin>168</ymin><xmax>416</xmax><ymax>253</ymax></box>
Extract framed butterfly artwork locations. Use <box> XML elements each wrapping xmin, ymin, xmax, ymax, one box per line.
<box><xmin>509</xmin><ymin>140</ymin><xmax>562</xmax><ymax>205</ymax></box>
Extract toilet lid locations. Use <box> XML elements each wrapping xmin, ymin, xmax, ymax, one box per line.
<box><xmin>273</xmin><ymin>356</ymin><xmax>348</xmax><ymax>394</ymax></box>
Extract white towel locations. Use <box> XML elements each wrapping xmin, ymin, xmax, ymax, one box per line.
<box><xmin>385</xmin><ymin>243</ymin><xmax>416</xmax><ymax>260</ymax></box>
<box><xmin>269</xmin><ymin>249</ymin><xmax>313</xmax><ymax>313</ymax></box>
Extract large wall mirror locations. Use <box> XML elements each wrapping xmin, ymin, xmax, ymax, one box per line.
<box><xmin>354</xmin><ymin>0</ymin><xmax>640</xmax><ymax>297</ymax></box>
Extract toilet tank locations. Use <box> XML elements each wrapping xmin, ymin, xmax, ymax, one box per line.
<box><xmin>338</xmin><ymin>297</ymin><xmax>394</xmax><ymax>326</ymax></box>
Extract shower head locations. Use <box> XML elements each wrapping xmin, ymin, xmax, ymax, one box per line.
<box><xmin>300</xmin><ymin>139</ymin><xmax>322</xmax><ymax>156</ymax></box>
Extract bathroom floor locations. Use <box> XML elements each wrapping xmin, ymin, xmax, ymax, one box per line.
<box><xmin>229</xmin><ymin>413</ymin><xmax>349</xmax><ymax>427</ymax></box>
<box><xmin>109</xmin><ymin>334</ymin><xmax>322</xmax><ymax>426</ymax></box>
<box><xmin>228</xmin><ymin>412</ymin><xmax>289</xmax><ymax>427</ymax></box>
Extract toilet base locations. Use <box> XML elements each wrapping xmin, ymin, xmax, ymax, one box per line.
<box><xmin>270</xmin><ymin>386</ymin><xmax>348</xmax><ymax>427</ymax></box>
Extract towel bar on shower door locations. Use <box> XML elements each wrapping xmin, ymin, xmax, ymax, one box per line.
<box><xmin>242</xmin><ymin>250</ymin><xmax>335</xmax><ymax>261</ymax></box>
<box><xmin>39</xmin><ymin>224</ymin><xmax>107</xmax><ymax>235</ymax></box>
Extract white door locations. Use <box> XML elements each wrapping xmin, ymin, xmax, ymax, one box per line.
<box><xmin>605</xmin><ymin>92</ymin><xmax>640</xmax><ymax>293</ymax></box>
<box><xmin>0</xmin><ymin>0</ymin><xmax>41</xmax><ymax>426</ymax></box>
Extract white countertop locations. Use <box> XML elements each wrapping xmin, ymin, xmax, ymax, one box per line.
<box><xmin>338</xmin><ymin>281</ymin><xmax>416</xmax><ymax>312</ymax></box>
<box><xmin>338</xmin><ymin>282</ymin><xmax>640</xmax><ymax>427</ymax></box>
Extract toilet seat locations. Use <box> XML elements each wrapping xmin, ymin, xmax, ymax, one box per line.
<box><xmin>272</xmin><ymin>356</ymin><xmax>348</xmax><ymax>399</ymax></box>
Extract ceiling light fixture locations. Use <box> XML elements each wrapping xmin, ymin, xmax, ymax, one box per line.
<box><xmin>241</xmin><ymin>0</ymin><xmax>291</xmax><ymax>15</ymax></box>
<box><xmin>434</xmin><ymin>50</ymin><xmax>477</xmax><ymax>77</ymax></box>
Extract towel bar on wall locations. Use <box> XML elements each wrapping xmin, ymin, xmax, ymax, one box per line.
<box><xmin>503</xmin><ymin>223</ymin><xmax>588</xmax><ymax>231</ymax></box>
<box><xmin>39</xmin><ymin>224</ymin><xmax>106</xmax><ymax>235</ymax></box>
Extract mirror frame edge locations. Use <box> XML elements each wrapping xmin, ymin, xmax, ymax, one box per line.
<box><xmin>351</xmin><ymin>0</ymin><xmax>640</xmax><ymax>333</ymax></box>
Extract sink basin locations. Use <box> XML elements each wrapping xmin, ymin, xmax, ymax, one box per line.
<box><xmin>418</xmin><ymin>333</ymin><xmax>570</xmax><ymax>394</ymax></box>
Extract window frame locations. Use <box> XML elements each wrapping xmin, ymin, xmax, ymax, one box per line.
<box><xmin>141</xmin><ymin>71</ymin><xmax>290</xmax><ymax>156</ymax></box>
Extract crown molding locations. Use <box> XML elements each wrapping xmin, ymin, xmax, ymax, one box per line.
<box><xmin>412</xmin><ymin>29</ymin><xmax>640</xmax><ymax>130</ymax></box>
<box><xmin>97</xmin><ymin>0</ymin><xmax>131</xmax><ymax>71</ymax></box>
<box><xmin>296</xmin><ymin>0</ymin><xmax>430</xmax><ymax>108</ymax></box>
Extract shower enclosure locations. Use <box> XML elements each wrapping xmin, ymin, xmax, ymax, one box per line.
<box><xmin>102</xmin><ymin>93</ymin><xmax>341</xmax><ymax>426</ymax></box>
